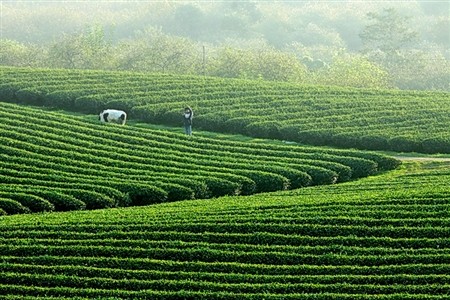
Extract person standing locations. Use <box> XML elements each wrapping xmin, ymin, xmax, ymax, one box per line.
<box><xmin>183</xmin><ymin>106</ymin><xmax>193</xmax><ymax>135</ymax></box>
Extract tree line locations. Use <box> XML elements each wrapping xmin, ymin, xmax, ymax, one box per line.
<box><xmin>1</xmin><ymin>1</ymin><xmax>448</xmax><ymax>91</ymax></box>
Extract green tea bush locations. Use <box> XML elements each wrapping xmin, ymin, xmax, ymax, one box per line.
<box><xmin>63</xmin><ymin>189</ymin><xmax>115</xmax><ymax>210</ymax></box>
<box><xmin>422</xmin><ymin>136</ymin><xmax>450</xmax><ymax>154</ymax></box>
<box><xmin>15</xmin><ymin>88</ymin><xmax>45</xmax><ymax>106</ymax></box>
<box><xmin>1</xmin><ymin>66</ymin><xmax>449</xmax><ymax>154</ymax></box>
<box><xmin>0</xmin><ymin>100</ymin><xmax>399</xmax><ymax>215</ymax></box>
<box><xmin>29</xmin><ymin>190</ymin><xmax>86</xmax><ymax>212</ymax></box>
<box><xmin>122</xmin><ymin>184</ymin><xmax>168</xmax><ymax>206</ymax></box>
<box><xmin>0</xmin><ymin>199</ymin><xmax>31</xmax><ymax>214</ymax></box>
<box><xmin>0</xmin><ymin>192</ymin><xmax>54</xmax><ymax>213</ymax></box>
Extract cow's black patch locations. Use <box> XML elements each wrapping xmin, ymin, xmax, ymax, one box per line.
<box><xmin>119</xmin><ymin>114</ymin><xmax>125</xmax><ymax>121</ymax></box>
<box><xmin>103</xmin><ymin>113</ymin><xmax>109</xmax><ymax>122</ymax></box>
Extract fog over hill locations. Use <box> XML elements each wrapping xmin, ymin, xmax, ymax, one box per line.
<box><xmin>1</xmin><ymin>1</ymin><xmax>449</xmax><ymax>90</ymax></box>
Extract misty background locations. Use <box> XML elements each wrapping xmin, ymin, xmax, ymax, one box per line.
<box><xmin>1</xmin><ymin>0</ymin><xmax>449</xmax><ymax>90</ymax></box>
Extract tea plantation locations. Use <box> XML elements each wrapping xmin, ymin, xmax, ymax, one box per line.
<box><xmin>0</xmin><ymin>102</ymin><xmax>397</xmax><ymax>215</ymax></box>
<box><xmin>0</xmin><ymin>67</ymin><xmax>449</xmax><ymax>299</ymax></box>
<box><xmin>1</xmin><ymin>67</ymin><xmax>449</xmax><ymax>153</ymax></box>
<box><xmin>0</xmin><ymin>161</ymin><xmax>449</xmax><ymax>299</ymax></box>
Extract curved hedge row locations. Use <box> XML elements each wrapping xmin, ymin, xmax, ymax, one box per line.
<box><xmin>0</xmin><ymin>161</ymin><xmax>448</xmax><ymax>299</ymax></box>
<box><xmin>0</xmin><ymin>102</ymin><xmax>397</xmax><ymax>215</ymax></box>
<box><xmin>1</xmin><ymin>66</ymin><xmax>449</xmax><ymax>153</ymax></box>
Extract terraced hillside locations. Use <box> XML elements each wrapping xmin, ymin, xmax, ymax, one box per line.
<box><xmin>0</xmin><ymin>102</ymin><xmax>397</xmax><ymax>215</ymax></box>
<box><xmin>1</xmin><ymin>67</ymin><xmax>449</xmax><ymax>153</ymax></box>
<box><xmin>0</xmin><ymin>161</ymin><xmax>448</xmax><ymax>299</ymax></box>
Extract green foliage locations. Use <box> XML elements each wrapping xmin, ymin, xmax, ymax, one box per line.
<box><xmin>0</xmin><ymin>100</ymin><xmax>392</xmax><ymax>215</ymax></box>
<box><xmin>2</xmin><ymin>2</ymin><xmax>449</xmax><ymax>91</ymax></box>
<box><xmin>359</xmin><ymin>7</ymin><xmax>449</xmax><ymax>91</ymax></box>
<box><xmin>15</xmin><ymin>88</ymin><xmax>46</xmax><ymax>106</ymax></box>
<box><xmin>0</xmin><ymin>193</ymin><xmax>54</xmax><ymax>213</ymax></box>
<box><xmin>30</xmin><ymin>190</ymin><xmax>86</xmax><ymax>212</ymax></box>
<box><xmin>2</xmin><ymin>67</ymin><xmax>448</xmax><ymax>153</ymax></box>
<box><xmin>62</xmin><ymin>190</ymin><xmax>116</xmax><ymax>210</ymax></box>
<box><xmin>116</xmin><ymin>27</ymin><xmax>199</xmax><ymax>73</ymax></box>
<box><xmin>360</xmin><ymin>8</ymin><xmax>418</xmax><ymax>54</ymax></box>
<box><xmin>0</xmin><ymin>199</ymin><xmax>31</xmax><ymax>215</ymax></box>
<box><xmin>119</xmin><ymin>184</ymin><xmax>168</xmax><ymax>206</ymax></box>
<box><xmin>0</xmin><ymin>185</ymin><xmax>84</xmax><ymax>212</ymax></box>
<box><xmin>0</xmin><ymin>161</ymin><xmax>448</xmax><ymax>298</ymax></box>
<box><xmin>0</xmin><ymin>39</ymin><xmax>34</xmax><ymax>67</ymax></box>
<box><xmin>201</xmin><ymin>177</ymin><xmax>243</xmax><ymax>197</ymax></box>
<box><xmin>47</xmin><ymin>25</ymin><xmax>113</xmax><ymax>69</ymax></box>
<box><xmin>208</xmin><ymin>46</ymin><xmax>307</xmax><ymax>82</ymax></box>
<box><xmin>315</xmin><ymin>55</ymin><xmax>390</xmax><ymax>89</ymax></box>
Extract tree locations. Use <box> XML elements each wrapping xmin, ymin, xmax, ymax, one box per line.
<box><xmin>207</xmin><ymin>45</ymin><xmax>307</xmax><ymax>82</ymax></box>
<box><xmin>360</xmin><ymin>8</ymin><xmax>418</xmax><ymax>54</ymax></box>
<box><xmin>207</xmin><ymin>46</ymin><xmax>254</xmax><ymax>79</ymax></box>
<box><xmin>253</xmin><ymin>48</ymin><xmax>307</xmax><ymax>82</ymax></box>
<box><xmin>48</xmin><ymin>25</ymin><xmax>112</xmax><ymax>69</ymax></box>
<box><xmin>0</xmin><ymin>39</ymin><xmax>31</xmax><ymax>67</ymax></box>
<box><xmin>169</xmin><ymin>4</ymin><xmax>206</xmax><ymax>40</ymax></box>
<box><xmin>314</xmin><ymin>55</ymin><xmax>391</xmax><ymax>89</ymax></box>
<box><xmin>385</xmin><ymin>49</ymin><xmax>450</xmax><ymax>91</ymax></box>
<box><xmin>49</xmin><ymin>32</ymin><xmax>83</xmax><ymax>68</ymax></box>
<box><xmin>358</xmin><ymin>8</ymin><xmax>447</xmax><ymax>90</ymax></box>
<box><xmin>116</xmin><ymin>28</ymin><xmax>199</xmax><ymax>74</ymax></box>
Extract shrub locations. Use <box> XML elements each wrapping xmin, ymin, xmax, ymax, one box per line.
<box><xmin>43</xmin><ymin>91</ymin><xmax>77</xmax><ymax>109</ymax></box>
<box><xmin>131</xmin><ymin>105</ymin><xmax>167</xmax><ymax>124</ymax></box>
<box><xmin>64</xmin><ymin>189</ymin><xmax>116</xmax><ymax>210</ymax></box>
<box><xmin>388</xmin><ymin>136</ymin><xmax>422</xmax><ymax>153</ymax></box>
<box><xmin>161</xmin><ymin>109</ymin><xmax>185</xmax><ymax>126</ymax></box>
<box><xmin>314</xmin><ymin>162</ymin><xmax>352</xmax><ymax>182</ymax></box>
<box><xmin>116</xmin><ymin>184</ymin><xmax>168</xmax><ymax>206</ymax></box>
<box><xmin>105</xmin><ymin>99</ymin><xmax>134</xmax><ymax>114</ymax></box>
<box><xmin>0</xmin><ymin>83</ymin><xmax>18</xmax><ymax>102</ymax></box>
<box><xmin>330</xmin><ymin>133</ymin><xmax>360</xmax><ymax>149</ymax></box>
<box><xmin>352</xmin><ymin>153</ymin><xmax>401</xmax><ymax>171</ymax></box>
<box><xmin>289</xmin><ymin>171</ymin><xmax>313</xmax><ymax>188</ymax></box>
<box><xmin>0</xmin><ymin>199</ymin><xmax>31</xmax><ymax>214</ymax></box>
<box><xmin>193</xmin><ymin>114</ymin><xmax>230</xmax><ymax>133</ymax></box>
<box><xmin>360</xmin><ymin>135</ymin><xmax>389</xmax><ymax>151</ymax></box>
<box><xmin>74</xmin><ymin>95</ymin><xmax>109</xmax><ymax>114</ymax></box>
<box><xmin>183</xmin><ymin>180</ymin><xmax>210</xmax><ymax>199</ymax></box>
<box><xmin>303</xmin><ymin>166</ymin><xmax>339</xmax><ymax>185</ymax></box>
<box><xmin>422</xmin><ymin>137</ymin><xmax>450</xmax><ymax>154</ymax></box>
<box><xmin>30</xmin><ymin>190</ymin><xmax>86</xmax><ymax>211</ymax></box>
<box><xmin>0</xmin><ymin>192</ymin><xmax>54</xmax><ymax>213</ymax></box>
<box><xmin>239</xmin><ymin>171</ymin><xmax>290</xmax><ymax>193</ymax></box>
<box><xmin>202</xmin><ymin>177</ymin><xmax>242</xmax><ymax>197</ymax></box>
<box><xmin>257</xmin><ymin>165</ymin><xmax>312</xmax><ymax>189</ymax></box>
<box><xmin>245</xmin><ymin>121</ymin><xmax>281</xmax><ymax>139</ymax></box>
<box><xmin>157</xmin><ymin>183</ymin><xmax>195</xmax><ymax>202</ymax></box>
<box><xmin>15</xmin><ymin>88</ymin><xmax>45</xmax><ymax>106</ymax></box>
<box><xmin>331</xmin><ymin>157</ymin><xmax>378</xmax><ymax>178</ymax></box>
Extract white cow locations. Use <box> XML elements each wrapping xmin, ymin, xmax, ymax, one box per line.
<box><xmin>99</xmin><ymin>109</ymin><xmax>127</xmax><ymax>125</ymax></box>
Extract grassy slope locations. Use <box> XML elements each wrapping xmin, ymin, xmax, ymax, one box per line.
<box><xmin>0</xmin><ymin>102</ymin><xmax>400</xmax><ymax>215</ymax></box>
<box><xmin>0</xmin><ymin>67</ymin><xmax>448</xmax><ymax>298</ymax></box>
<box><xmin>0</xmin><ymin>160</ymin><xmax>449</xmax><ymax>299</ymax></box>
<box><xmin>1</xmin><ymin>67</ymin><xmax>449</xmax><ymax>153</ymax></box>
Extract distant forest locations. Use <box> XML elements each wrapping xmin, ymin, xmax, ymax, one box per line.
<box><xmin>1</xmin><ymin>0</ymin><xmax>449</xmax><ymax>91</ymax></box>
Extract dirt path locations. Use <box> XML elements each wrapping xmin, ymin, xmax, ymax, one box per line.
<box><xmin>394</xmin><ymin>156</ymin><xmax>450</xmax><ymax>162</ymax></box>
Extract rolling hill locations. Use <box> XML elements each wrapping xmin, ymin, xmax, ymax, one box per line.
<box><xmin>0</xmin><ymin>102</ymin><xmax>398</xmax><ymax>215</ymax></box>
<box><xmin>0</xmin><ymin>160</ymin><xmax>448</xmax><ymax>299</ymax></box>
<box><xmin>0</xmin><ymin>67</ymin><xmax>448</xmax><ymax>299</ymax></box>
<box><xmin>1</xmin><ymin>67</ymin><xmax>449</xmax><ymax>153</ymax></box>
